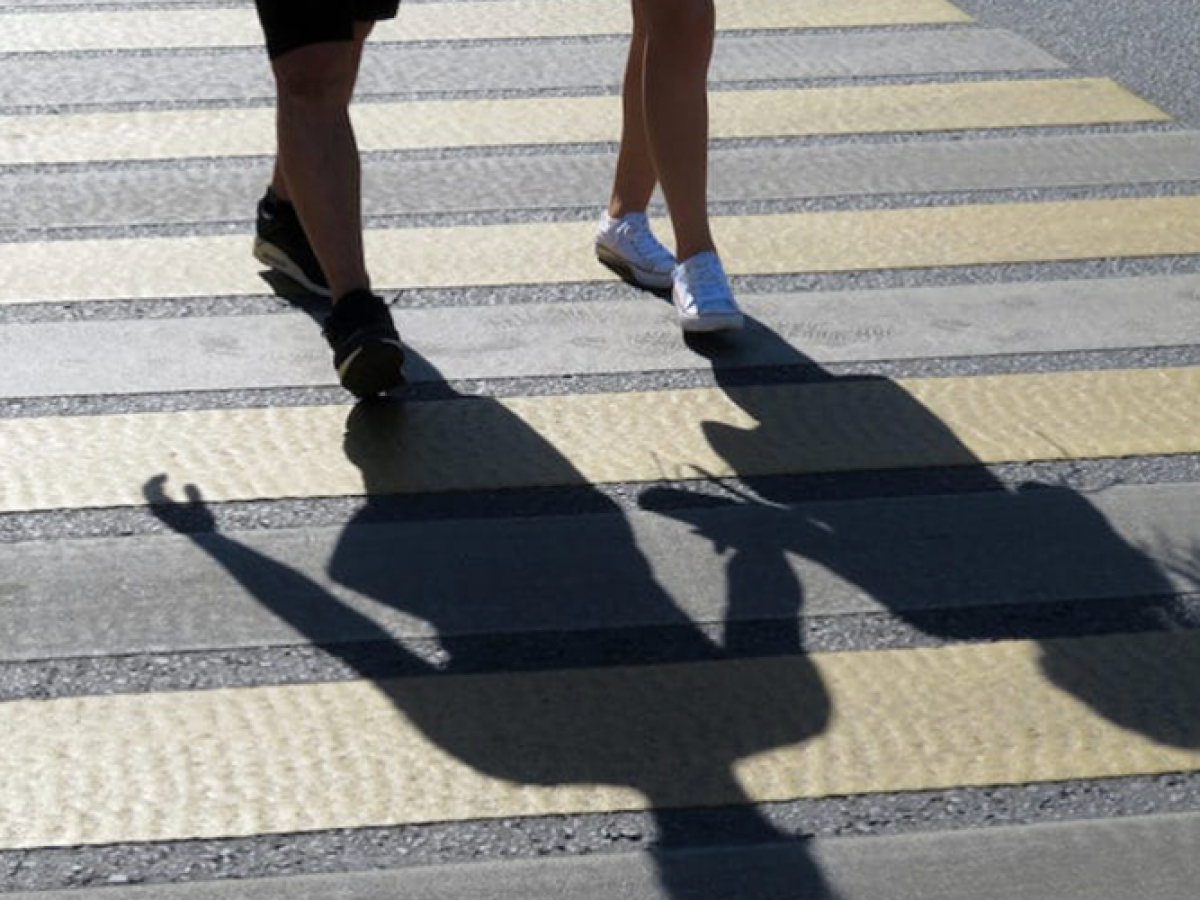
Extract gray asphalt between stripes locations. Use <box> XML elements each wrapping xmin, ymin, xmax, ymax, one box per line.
<box><xmin>6</xmin><ymin>131</ymin><xmax>1200</xmax><ymax>234</ymax></box>
<box><xmin>961</xmin><ymin>0</ymin><xmax>1200</xmax><ymax>126</ymax></box>
<box><xmin>2</xmin><ymin>482</ymin><xmax>1195</xmax><ymax>662</ymax></box>
<box><xmin>7</xmin><ymin>812</ymin><xmax>1200</xmax><ymax>900</ymax></box>
<box><xmin>0</xmin><ymin>29</ymin><xmax>1063</xmax><ymax>111</ymax></box>
<box><xmin>4</xmin><ymin>274</ymin><xmax>1200</xmax><ymax>396</ymax></box>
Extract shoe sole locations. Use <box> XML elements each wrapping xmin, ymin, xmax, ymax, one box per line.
<box><xmin>253</xmin><ymin>238</ymin><xmax>332</xmax><ymax>298</ymax></box>
<box><xmin>595</xmin><ymin>244</ymin><xmax>673</xmax><ymax>291</ymax></box>
<box><xmin>679</xmin><ymin>313</ymin><xmax>745</xmax><ymax>333</ymax></box>
<box><xmin>338</xmin><ymin>339</ymin><xmax>407</xmax><ymax>399</ymax></box>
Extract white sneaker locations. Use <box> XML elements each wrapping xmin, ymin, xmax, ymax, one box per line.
<box><xmin>671</xmin><ymin>251</ymin><xmax>744</xmax><ymax>333</ymax></box>
<box><xmin>594</xmin><ymin>211</ymin><xmax>676</xmax><ymax>289</ymax></box>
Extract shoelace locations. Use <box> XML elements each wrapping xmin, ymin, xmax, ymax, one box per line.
<box><xmin>622</xmin><ymin>217</ymin><xmax>673</xmax><ymax>265</ymax></box>
<box><xmin>683</xmin><ymin>254</ymin><xmax>732</xmax><ymax>310</ymax></box>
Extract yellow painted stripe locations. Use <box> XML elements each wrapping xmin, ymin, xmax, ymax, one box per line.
<box><xmin>0</xmin><ymin>194</ymin><xmax>1196</xmax><ymax>305</ymax></box>
<box><xmin>0</xmin><ymin>0</ymin><xmax>972</xmax><ymax>55</ymax></box>
<box><xmin>0</xmin><ymin>79</ymin><xmax>1164</xmax><ymax>166</ymax></box>
<box><xmin>2</xmin><ymin>367</ymin><xmax>1199</xmax><ymax>513</ymax></box>
<box><xmin>2</xmin><ymin>630</ymin><xmax>1197</xmax><ymax>849</ymax></box>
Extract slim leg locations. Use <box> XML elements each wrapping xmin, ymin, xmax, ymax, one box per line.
<box><xmin>636</xmin><ymin>0</ymin><xmax>717</xmax><ymax>262</ymax></box>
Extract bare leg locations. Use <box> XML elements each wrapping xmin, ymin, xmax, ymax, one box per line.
<box><xmin>270</xmin><ymin>24</ymin><xmax>370</xmax><ymax>204</ymax></box>
<box><xmin>611</xmin><ymin>0</ymin><xmax>717</xmax><ymax>262</ymax></box>
<box><xmin>269</xmin><ymin>22</ymin><xmax>373</xmax><ymax>301</ymax></box>
<box><xmin>607</xmin><ymin>3</ymin><xmax>657</xmax><ymax>219</ymax></box>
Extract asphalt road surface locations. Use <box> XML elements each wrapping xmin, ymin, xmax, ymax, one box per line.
<box><xmin>2</xmin><ymin>1</ymin><xmax>1200</xmax><ymax>898</ymax></box>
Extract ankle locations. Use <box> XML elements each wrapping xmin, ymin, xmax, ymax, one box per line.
<box><xmin>602</xmin><ymin>210</ymin><xmax>652</xmax><ymax>234</ymax></box>
<box><xmin>607</xmin><ymin>202</ymin><xmax>649</xmax><ymax>221</ymax></box>
<box><xmin>675</xmin><ymin>241</ymin><xmax>718</xmax><ymax>264</ymax></box>
<box><xmin>264</xmin><ymin>184</ymin><xmax>292</xmax><ymax>209</ymax></box>
<box><xmin>332</xmin><ymin>282</ymin><xmax>373</xmax><ymax>305</ymax></box>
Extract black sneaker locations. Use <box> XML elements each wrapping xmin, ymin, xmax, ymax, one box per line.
<box><xmin>253</xmin><ymin>186</ymin><xmax>331</xmax><ymax>297</ymax></box>
<box><xmin>323</xmin><ymin>289</ymin><xmax>406</xmax><ymax>398</ymax></box>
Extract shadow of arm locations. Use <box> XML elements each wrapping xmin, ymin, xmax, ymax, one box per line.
<box><xmin>142</xmin><ymin>474</ymin><xmax>410</xmax><ymax>657</ymax></box>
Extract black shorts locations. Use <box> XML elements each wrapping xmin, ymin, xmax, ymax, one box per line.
<box><xmin>255</xmin><ymin>0</ymin><xmax>401</xmax><ymax>60</ymax></box>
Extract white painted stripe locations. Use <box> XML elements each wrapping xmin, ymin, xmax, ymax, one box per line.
<box><xmin>0</xmin><ymin>80</ymin><xmax>1166</xmax><ymax>166</ymax></box>
<box><xmin>1</xmin><ymin>366</ymin><xmax>1200</xmax><ymax>512</ymax></box>
<box><xmin>2</xmin><ymin>630</ymin><xmax>1198</xmax><ymax>848</ymax></box>
<box><xmin>1</xmin><ymin>196</ymin><xmax>1198</xmax><ymax>304</ymax></box>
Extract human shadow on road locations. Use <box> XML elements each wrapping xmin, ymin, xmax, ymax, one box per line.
<box><xmin>642</xmin><ymin>318</ymin><xmax>1200</xmax><ymax>752</ymax></box>
<box><xmin>144</xmin><ymin>317</ymin><xmax>1200</xmax><ymax>898</ymax></box>
<box><xmin>144</xmin><ymin>347</ymin><xmax>836</xmax><ymax>900</ymax></box>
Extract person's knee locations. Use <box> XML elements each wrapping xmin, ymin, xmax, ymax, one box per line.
<box><xmin>272</xmin><ymin>43</ymin><xmax>356</xmax><ymax>107</ymax></box>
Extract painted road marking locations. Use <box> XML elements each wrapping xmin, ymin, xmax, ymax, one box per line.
<box><xmin>0</xmin><ymin>80</ymin><xmax>1166</xmax><ymax>166</ymax></box>
<box><xmin>2</xmin><ymin>366</ymin><xmax>1200</xmax><ymax>512</ymax></box>
<box><xmin>2</xmin><ymin>194</ymin><xmax>1198</xmax><ymax>303</ymax></box>
<box><xmin>2</xmin><ymin>630</ymin><xmax>1197</xmax><ymax>848</ymax></box>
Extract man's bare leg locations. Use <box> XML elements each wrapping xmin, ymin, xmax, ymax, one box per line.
<box><xmin>268</xmin><ymin>23</ymin><xmax>370</xmax><ymax>204</ymax></box>
<box><xmin>263</xmin><ymin>22</ymin><xmax>404</xmax><ymax>397</ymax></box>
<box><xmin>269</xmin><ymin>22</ymin><xmax>373</xmax><ymax>302</ymax></box>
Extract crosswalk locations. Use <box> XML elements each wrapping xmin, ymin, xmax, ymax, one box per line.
<box><xmin>0</xmin><ymin>0</ymin><xmax>973</xmax><ymax>52</ymax></box>
<box><xmin>2</xmin><ymin>1</ymin><xmax>1200</xmax><ymax>897</ymax></box>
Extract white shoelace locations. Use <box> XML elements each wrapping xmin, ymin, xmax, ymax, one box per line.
<box><xmin>620</xmin><ymin>216</ymin><xmax>674</xmax><ymax>266</ymax></box>
<box><xmin>681</xmin><ymin>253</ymin><xmax>734</xmax><ymax>311</ymax></box>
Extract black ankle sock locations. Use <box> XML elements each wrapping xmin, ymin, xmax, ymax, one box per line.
<box><xmin>263</xmin><ymin>185</ymin><xmax>293</xmax><ymax>212</ymax></box>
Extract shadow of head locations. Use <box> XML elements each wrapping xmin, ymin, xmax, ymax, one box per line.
<box><xmin>676</xmin><ymin>316</ymin><xmax>982</xmax><ymax>499</ymax></box>
<box><xmin>1040</xmin><ymin>630</ymin><xmax>1200</xmax><ymax>750</ymax></box>
<box><xmin>330</xmin><ymin>348</ymin><xmax>834</xmax><ymax>798</ymax></box>
<box><xmin>655</xmin><ymin>318</ymin><xmax>1200</xmax><ymax>752</ymax></box>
